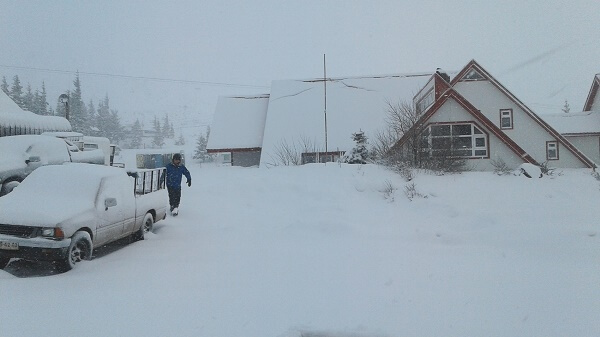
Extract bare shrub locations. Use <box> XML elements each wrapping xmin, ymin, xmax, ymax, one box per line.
<box><xmin>404</xmin><ymin>182</ymin><xmax>427</xmax><ymax>201</ymax></box>
<box><xmin>539</xmin><ymin>161</ymin><xmax>561</xmax><ymax>176</ymax></box>
<box><xmin>381</xmin><ymin>179</ymin><xmax>397</xmax><ymax>201</ymax></box>
<box><xmin>491</xmin><ymin>158</ymin><xmax>513</xmax><ymax>176</ymax></box>
<box><xmin>268</xmin><ymin>139</ymin><xmax>301</xmax><ymax>166</ymax></box>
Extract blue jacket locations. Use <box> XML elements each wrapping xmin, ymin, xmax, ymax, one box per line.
<box><xmin>165</xmin><ymin>162</ymin><xmax>191</xmax><ymax>189</ymax></box>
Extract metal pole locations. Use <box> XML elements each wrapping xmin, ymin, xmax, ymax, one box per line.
<box><xmin>324</xmin><ymin>54</ymin><xmax>328</xmax><ymax>161</ymax></box>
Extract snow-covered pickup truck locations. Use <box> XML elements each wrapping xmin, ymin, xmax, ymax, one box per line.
<box><xmin>0</xmin><ymin>163</ymin><xmax>167</xmax><ymax>271</ymax></box>
<box><xmin>0</xmin><ymin>135</ymin><xmax>105</xmax><ymax>196</ymax></box>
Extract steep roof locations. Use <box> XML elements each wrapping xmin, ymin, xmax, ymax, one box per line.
<box><xmin>542</xmin><ymin>111</ymin><xmax>600</xmax><ymax>135</ymax></box>
<box><xmin>207</xmin><ymin>94</ymin><xmax>269</xmax><ymax>152</ymax></box>
<box><xmin>259</xmin><ymin>72</ymin><xmax>433</xmax><ymax>165</ymax></box>
<box><xmin>583</xmin><ymin>74</ymin><xmax>600</xmax><ymax>111</ymax></box>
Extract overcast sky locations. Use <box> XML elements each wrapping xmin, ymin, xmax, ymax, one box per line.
<box><xmin>1</xmin><ymin>0</ymin><xmax>599</xmax><ymax>138</ymax></box>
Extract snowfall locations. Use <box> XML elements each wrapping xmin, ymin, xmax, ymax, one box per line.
<box><xmin>1</xmin><ymin>162</ymin><xmax>600</xmax><ymax>337</ymax></box>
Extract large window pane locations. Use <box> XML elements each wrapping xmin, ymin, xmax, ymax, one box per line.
<box><xmin>453</xmin><ymin>124</ymin><xmax>472</xmax><ymax>135</ymax></box>
<box><xmin>452</xmin><ymin>137</ymin><xmax>472</xmax><ymax>149</ymax></box>
<box><xmin>431</xmin><ymin>125</ymin><xmax>450</xmax><ymax>136</ymax></box>
<box><xmin>432</xmin><ymin>138</ymin><xmax>451</xmax><ymax>150</ymax></box>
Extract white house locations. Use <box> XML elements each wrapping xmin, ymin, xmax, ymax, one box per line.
<box><xmin>206</xmin><ymin>94</ymin><xmax>269</xmax><ymax>167</ymax></box>
<box><xmin>259</xmin><ymin>73</ymin><xmax>433</xmax><ymax>166</ymax></box>
<box><xmin>0</xmin><ymin>90</ymin><xmax>71</xmax><ymax>137</ymax></box>
<box><xmin>393</xmin><ymin>60</ymin><xmax>595</xmax><ymax>170</ymax></box>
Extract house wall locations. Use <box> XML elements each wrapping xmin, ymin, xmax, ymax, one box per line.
<box><xmin>232</xmin><ymin>150</ymin><xmax>261</xmax><ymax>167</ymax></box>
<box><xmin>453</xmin><ymin>80</ymin><xmax>588</xmax><ymax>168</ymax></box>
<box><xmin>427</xmin><ymin>99</ymin><xmax>525</xmax><ymax>171</ymax></box>
<box><xmin>565</xmin><ymin>135</ymin><xmax>600</xmax><ymax>166</ymax></box>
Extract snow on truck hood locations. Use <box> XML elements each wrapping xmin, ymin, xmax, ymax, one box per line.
<box><xmin>0</xmin><ymin>163</ymin><xmax>127</xmax><ymax>226</ymax></box>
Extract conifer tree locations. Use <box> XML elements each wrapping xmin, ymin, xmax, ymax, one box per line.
<box><xmin>152</xmin><ymin>116</ymin><xmax>164</xmax><ymax>148</ymax></box>
<box><xmin>70</xmin><ymin>72</ymin><xmax>89</xmax><ymax>133</ymax></box>
<box><xmin>562</xmin><ymin>99</ymin><xmax>571</xmax><ymax>113</ymax></box>
<box><xmin>23</xmin><ymin>83</ymin><xmax>35</xmax><ymax>112</ymax></box>
<box><xmin>130</xmin><ymin>119</ymin><xmax>143</xmax><ymax>148</ymax></box>
<box><xmin>175</xmin><ymin>133</ymin><xmax>185</xmax><ymax>146</ymax></box>
<box><xmin>9</xmin><ymin>75</ymin><xmax>24</xmax><ymax>109</ymax></box>
<box><xmin>87</xmin><ymin>99</ymin><xmax>97</xmax><ymax>134</ymax></box>
<box><xmin>33</xmin><ymin>82</ymin><xmax>49</xmax><ymax>115</ymax></box>
<box><xmin>96</xmin><ymin>95</ymin><xmax>112</xmax><ymax>138</ymax></box>
<box><xmin>343</xmin><ymin>130</ymin><xmax>369</xmax><ymax>164</ymax></box>
<box><xmin>162</xmin><ymin>114</ymin><xmax>171</xmax><ymax>139</ymax></box>
<box><xmin>1</xmin><ymin>76</ymin><xmax>8</xmax><ymax>95</ymax></box>
<box><xmin>193</xmin><ymin>133</ymin><xmax>208</xmax><ymax>161</ymax></box>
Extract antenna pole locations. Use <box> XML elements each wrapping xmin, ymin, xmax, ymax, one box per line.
<box><xmin>324</xmin><ymin>54</ymin><xmax>328</xmax><ymax>161</ymax></box>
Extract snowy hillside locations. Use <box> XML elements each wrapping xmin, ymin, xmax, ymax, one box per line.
<box><xmin>1</xmin><ymin>163</ymin><xmax>599</xmax><ymax>337</ymax></box>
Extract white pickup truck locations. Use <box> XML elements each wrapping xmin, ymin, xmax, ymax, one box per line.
<box><xmin>0</xmin><ymin>163</ymin><xmax>167</xmax><ymax>271</ymax></box>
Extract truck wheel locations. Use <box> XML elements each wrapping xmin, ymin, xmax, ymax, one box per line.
<box><xmin>0</xmin><ymin>180</ymin><xmax>21</xmax><ymax>196</ymax></box>
<box><xmin>133</xmin><ymin>213</ymin><xmax>154</xmax><ymax>241</ymax></box>
<box><xmin>56</xmin><ymin>231</ymin><xmax>93</xmax><ymax>272</ymax></box>
<box><xmin>0</xmin><ymin>256</ymin><xmax>10</xmax><ymax>269</ymax></box>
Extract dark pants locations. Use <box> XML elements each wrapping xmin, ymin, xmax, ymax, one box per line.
<box><xmin>167</xmin><ymin>187</ymin><xmax>181</xmax><ymax>210</ymax></box>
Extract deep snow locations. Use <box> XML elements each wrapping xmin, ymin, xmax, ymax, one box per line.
<box><xmin>1</xmin><ymin>163</ymin><xmax>599</xmax><ymax>337</ymax></box>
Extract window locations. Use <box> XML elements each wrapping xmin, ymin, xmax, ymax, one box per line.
<box><xmin>500</xmin><ymin>109</ymin><xmax>513</xmax><ymax>129</ymax></box>
<box><xmin>301</xmin><ymin>152</ymin><xmax>344</xmax><ymax>165</ymax></box>
<box><xmin>421</xmin><ymin>123</ymin><xmax>488</xmax><ymax>158</ymax></box>
<box><xmin>547</xmin><ymin>141</ymin><xmax>558</xmax><ymax>160</ymax></box>
<box><xmin>462</xmin><ymin>68</ymin><xmax>485</xmax><ymax>81</ymax></box>
<box><xmin>416</xmin><ymin>89</ymin><xmax>434</xmax><ymax>114</ymax></box>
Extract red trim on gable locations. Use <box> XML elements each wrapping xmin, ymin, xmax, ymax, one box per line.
<box><xmin>393</xmin><ymin>88</ymin><xmax>538</xmax><ymax>165</ymax></box>
<box><xmin>583</xmin><ymin>75</ymin><xmax>600</xmax><ymax>112</ymax></box>
<box><xmin>450</xmin><ymin>60</ymin><xmax>596</xmax><ymax>169</ymax></box>
<box><xmin>207</xmin><ymin>147</ymin><xmax>261</xmax><ymax>153</ymax></box>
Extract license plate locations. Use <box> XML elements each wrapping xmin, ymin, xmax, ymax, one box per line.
<box><xmin>0</xmin><ymin>241</ymin><xmax>18</xmax><ymax>250</ymax></box>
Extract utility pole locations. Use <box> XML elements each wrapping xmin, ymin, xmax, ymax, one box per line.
<box><xmin>324</xmin><ymin>54</ymin><xmax>328</xmax><ymax>161</ymax></box>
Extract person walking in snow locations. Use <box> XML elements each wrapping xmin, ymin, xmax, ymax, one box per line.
<box><xmin>165</xmin><ymin>153</ymin><xmax>191</xmax><ymax>215</ymax></box>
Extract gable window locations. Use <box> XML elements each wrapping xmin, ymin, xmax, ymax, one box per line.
<box><xmin>462</xmin><ymin>68</ymin><xmax>485</xmax><ymax>81</ymax></box>
<box><xmin>500</xmin><ymin>109</ymin><xmax>513</xmax><ymax>129</ymax></box>
<box><xmin>546</xmin><ymin>141</ymin><xmax>558</xmax><ymax>160</ymax></box>
<box><xmin>420</xmin><ymin>122</ymin><xmax>488</xmax><ymax>158</ymax></box>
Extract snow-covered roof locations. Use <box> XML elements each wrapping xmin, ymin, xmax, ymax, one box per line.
<box><xmin>259</xmin><ymin>72</ymin><xmax>433</xmax><ymax>165</ymax></box>
<box><xmin>0</xmin><ymin>90</ymin><xmax>71</xmax><ymax>132</ymax></box>
<box><xmin>207</xmin><ymin>94</ymin><xmax>269</xmax><ymax>150</ymax></box>
<box><xmin>542</xmin><ymin>111</ymin><xmax>600</xmax><ymax>135</ymax></box>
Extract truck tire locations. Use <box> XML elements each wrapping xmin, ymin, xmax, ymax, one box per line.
<box><xmin>132</xmin><ymin>213</ymin><xmax>154</xmax><ymax>241</ymax></box>
<box><xmin>55</xmin><ymin>231</ymin><xmax>93</xmax><ymax>272</ymax></box>
<box><xmin>0</xmin><ymin>256</ymin><xmax>10</xmax><ymax>269</ymax></box>
<box><xmin>0</xmin><ymin>179</ymin><xmax>21</xmax><ymax>196</ymax></box>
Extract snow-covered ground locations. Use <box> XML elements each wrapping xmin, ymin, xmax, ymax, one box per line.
<box><xmin>1</xmin><ymin>163</ymin><xmax>600</xmax><ymax>337</ymax></box>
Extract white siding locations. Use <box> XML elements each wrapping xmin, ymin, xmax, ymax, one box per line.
<box><xmin>453</xmin><ymin>80</ymin><xmax>588</xmax><ymax>168</ymax></box>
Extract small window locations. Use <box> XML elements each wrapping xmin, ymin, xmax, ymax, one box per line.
<box><xmin>500</xmin><ymin>109</ymin><xmax>513</xmax><ymax>129</ymax></box>
<box><xmin>547</xmin><ymin>141</ymin><xmax>558</xmax><ymax>160</ymax></box>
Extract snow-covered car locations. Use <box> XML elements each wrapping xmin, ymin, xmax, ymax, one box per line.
<box><xmin>0</xmin><ymin>163</ymin><xmax>168</xmax><ymax>271</ymax></box>
<box><xmin>0</xmin><ymin>135</ymin><xmax>104</xmax><ymax>196</ymax></box>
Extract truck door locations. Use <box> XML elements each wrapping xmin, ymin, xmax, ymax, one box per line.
<box><xmin>94</xmin><ymin>176</ymin><xmax>134</xmax><ymax>245</ymax></box>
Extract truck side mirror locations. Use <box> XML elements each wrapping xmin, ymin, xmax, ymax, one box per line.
<box><xmin>26</xmin><ymin>156</ymin><xmax>41</xmax><ymax>164</ymax></box>
<box><xmin>104</xmin><ymin>197</ymin><xmax>117</xmax><ymax>210</ymax></box>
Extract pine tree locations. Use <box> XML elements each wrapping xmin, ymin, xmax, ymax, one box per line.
<box><xmin>1</xmin><ymin>76</ymin><xmax>9</xmax><ymax>95</ymax></box>
<box><xmin>162</xmin><ymin>114</ymin><xmax>171</xmax><ymax>139</ymax></box>
<box><xmin>87</xmin><ymin>99</ymin><xmax>97</xmax><ymax>134</ymax></box>
<box><xmin>343</xmin><ymin>130</ymin><xmax>369</xmax><ymax>164</ymax></box>
<box><xmin>107</xmin><ymin>109</ymin><xmax>124</xmax><ymax>143</ymax></box>
<box><xmin>9</xmin><ymin>75</ymin><xmax>24</xmax><ymax>109</ymax></box>
<box><xmin>175</xmin><ymin>133</ymin><xmax>185</xmax><ymax>146</ymax></box>
<box><xmin>169</xmin><ymin>122</ymin><xmax>175</xmax><ymax>139</ymax></box>
<box><xmin>193</xmin><ymin>133</ymin><xmax>208</xmax><ymax>161</ymax></box>
<box><xmin>562</xmin><ymin>99</ymin><xmax>571</xmax><ymax>113</ymax></box>
<box><xmin>130</xmin><ymin>119</ymin><xmax>143</xmax><ymax>148</ymax></box>
<box><xmin>33</xmin><ymin>82</ymin><xmax>49</xmax><ymax>115</ymax></box>
<box><xmin>152</xmin><ymin>116</ymin><xmax>164</xmax><ymax>148</ymax></box>
<box><xmin>70</xmin><ymin>72</ymin><xmax>89</xmax><ymax>133</ymax></box>
<box><xmin>23</xmin><ymin>83</ymin><xmax>35</xmax><ymax>112</ymax></box>
<box><xmin>96</xmin><ymin>95</ymin><xmax>111</xmax><ymax>138</ymax></box>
